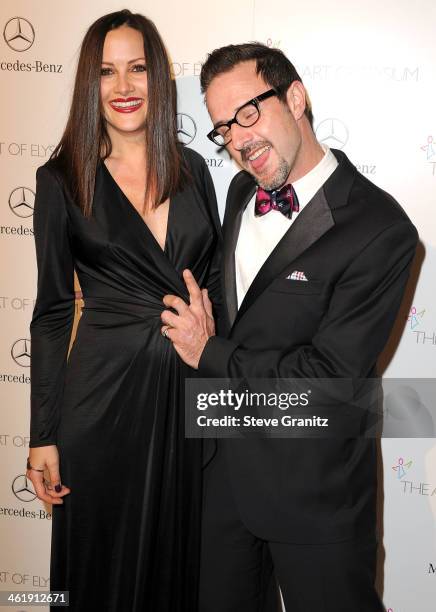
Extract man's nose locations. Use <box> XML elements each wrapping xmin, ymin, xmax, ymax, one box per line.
<box><xmin>230</xmin><ymin>122</ymin><xmax>253</xmax><ymax>152</ymax></box>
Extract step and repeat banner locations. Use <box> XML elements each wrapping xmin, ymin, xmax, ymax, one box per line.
<box><xmin>1</xmin><ymin>1</ymin><xmax>435</xmax><ymax>611</ymax></box>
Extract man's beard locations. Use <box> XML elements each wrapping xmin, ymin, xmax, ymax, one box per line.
<box><xmin>241</xmin><ymin>141</ymin><xmax>291</xmax><ymax>191</ymax></box>
<box><xmin>256</xmin><ymin>157</ymin><xmax>291</xmax><ymax>191</ymax></box>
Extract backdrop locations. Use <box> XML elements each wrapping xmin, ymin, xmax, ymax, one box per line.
<box><xmin>0</xmin><ymin>1</ymin><xmax>435</xmax><ymax>611</ymax></box>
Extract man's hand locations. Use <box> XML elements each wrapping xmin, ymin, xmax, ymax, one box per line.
<box><xmin>161</xmin><ymin>269</ymin><xmax>215</xmax><ymax>369</ymax></box>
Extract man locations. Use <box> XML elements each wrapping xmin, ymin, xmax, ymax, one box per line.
<box><xmin>161</xmin><ymin>43</ymin><xmax>418</xmax><ymax>611</ymax></box>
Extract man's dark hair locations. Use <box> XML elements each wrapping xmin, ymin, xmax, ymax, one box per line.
<box><xmin>200</xmin><ymin>42</ymin><xmax>313</xmax><ymax>128</ymax></box>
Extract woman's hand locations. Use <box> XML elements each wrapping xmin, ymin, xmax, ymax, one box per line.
<box><xmin>26</xmin><ymin>445</ymin><xmax>71</xmax><ymax>505</ymax></box>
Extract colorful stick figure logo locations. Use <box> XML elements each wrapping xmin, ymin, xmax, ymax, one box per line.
<box><xmin>407</xmin><ymin>306</ymin><xmax>425</xmax><ymax>329</ymax></box>
<box><xmin>421</xmin><ymin>135</ymin><xmax>436</xmax><ymax>161</ymax></box>
<box><xmin>392</xmin><ymin>457</ymin><xmax>412</xmax><ymax>480</ymax></box>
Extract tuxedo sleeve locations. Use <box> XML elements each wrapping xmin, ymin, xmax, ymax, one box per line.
<box><xmin>29</xmin><ymin>166</ymin><xmax>75</xmax><ymax>447</ymax></box>
<box><xmin>198</xmin><ymin>219</ymin><xmax>418</xmax><ymax>379</ymax></box>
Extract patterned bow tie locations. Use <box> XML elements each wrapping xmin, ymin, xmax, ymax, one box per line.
<box><xmin>255</xmin><ymin>184</ymin><xmax>300</xmax><ymax>219</ymax></box>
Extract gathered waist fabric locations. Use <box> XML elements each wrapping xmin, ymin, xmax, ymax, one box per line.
<box><xmin>81</xmin><ymin>295</ymin><xmax>166</xmax><ymax>320</ymax></box>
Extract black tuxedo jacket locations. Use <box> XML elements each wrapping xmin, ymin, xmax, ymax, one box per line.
<box><xmin>198</xmin><ymin>149</ymin><xmax>418</xmax><ymax>544</ymax></box>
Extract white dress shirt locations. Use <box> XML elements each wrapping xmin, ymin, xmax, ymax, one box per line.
<box><xmin>235</xmin><ymin>145</ymin><xmax>338</xmax><ymax>308</ymax></box>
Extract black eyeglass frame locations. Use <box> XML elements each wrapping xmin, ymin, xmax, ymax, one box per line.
<box><xmin>206</xmin><ymin>88</ymin><xmax>280</xmax><ymax>146</ymax></box>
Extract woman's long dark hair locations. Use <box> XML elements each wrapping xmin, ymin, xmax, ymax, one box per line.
<box><xmin>51</xmin><ymin>9</ymin><xmax>186</xmax><ymax>216</ymax></box>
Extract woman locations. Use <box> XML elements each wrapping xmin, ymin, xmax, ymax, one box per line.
<box><xmin>26</xmin><ymin>10</ymin><xmax>221</xmax><ymax>611</ymax></box>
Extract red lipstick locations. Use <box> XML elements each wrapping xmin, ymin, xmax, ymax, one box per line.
<box><xmin>109</xmin><ymin>97</ymin><xmax>144</xmax><ymax>113</ymax></box>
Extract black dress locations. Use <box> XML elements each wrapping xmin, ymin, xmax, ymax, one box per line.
<box><xmin>29</xmin><ymin>147</ymin><xmax>222</xmax><ymax>612</ymax></box>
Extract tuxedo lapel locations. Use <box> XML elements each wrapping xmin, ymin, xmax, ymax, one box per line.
<box><xmin>224</xmin><ymin>149</ymin><xmax>356</xmax><ymax>330</ymax></box>
<box><xmin>222</xmin><ymin>172</ymin><xmax>256</xmax><ymax>326</ymax></box>
<box><xmin>233</xmin><ymin>187</ymin><xmax>335</xmax><ymax>327</ymax></box>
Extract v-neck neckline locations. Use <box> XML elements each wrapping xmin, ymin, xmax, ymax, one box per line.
<box><xmin>101</xmin><ymin>159</ymin><xmax>171</xmax><ymax>254</ymax></box>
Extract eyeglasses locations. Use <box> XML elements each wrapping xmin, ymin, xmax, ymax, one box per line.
<box><xmin>207</xmin><ymin>88</ymin><xmax>280</xmax><ymax>147</ymax></box>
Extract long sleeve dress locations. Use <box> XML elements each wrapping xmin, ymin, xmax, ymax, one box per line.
<box><xmin>29</xmin><ymin>146</ymin><xmax>222</xmax><ymax>612</ymax></box>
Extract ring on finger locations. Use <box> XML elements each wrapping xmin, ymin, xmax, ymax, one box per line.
<box><xmin>162</xmin><ymin>325</ymin><xmax>172</xmax><ymax>339</ymax></box>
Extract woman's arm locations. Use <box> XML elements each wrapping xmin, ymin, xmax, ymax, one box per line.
<box><xmin>27</xmin><ymin>164</ymin><xmax>75</xmax><ymax>504</ymax></box>
<box><xmin>29</xmin><ymin>164</ymin><xmax>75</xmax><ymax>447</ymax></box>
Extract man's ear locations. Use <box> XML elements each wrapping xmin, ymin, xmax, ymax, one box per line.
<box><xmin>286</xmin><ymin>81</ymin><xmax>307</xmax><ymax>121</ymax></box>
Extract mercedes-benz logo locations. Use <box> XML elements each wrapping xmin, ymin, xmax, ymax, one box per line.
<box><xmin>11</xmin><ymin>338</ymin><xmax>31</xmax><ymax>367</ymax></box>
<box><xmin>3</xmin><ymin>17</ymin><xmax>35</xmax><ymax>52</ymax></box>
<box><xmin>12</xmin><ymin>474</ymin><xmax>37</xmax><ymax>502</ymax></box>
<box><xmin>177</xmin><ymin>113</ymin><xmax>197</xmax><ymax>145</ymax></box>
<box><xmin>315</xmin><ymin>118</ymin><xmax>349</xmax><ymax>150</ymax></box>
<box><xmin>9</xmin><ymin>186</ymin><xmax>35</xmax><ymax>218</ymax></box>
